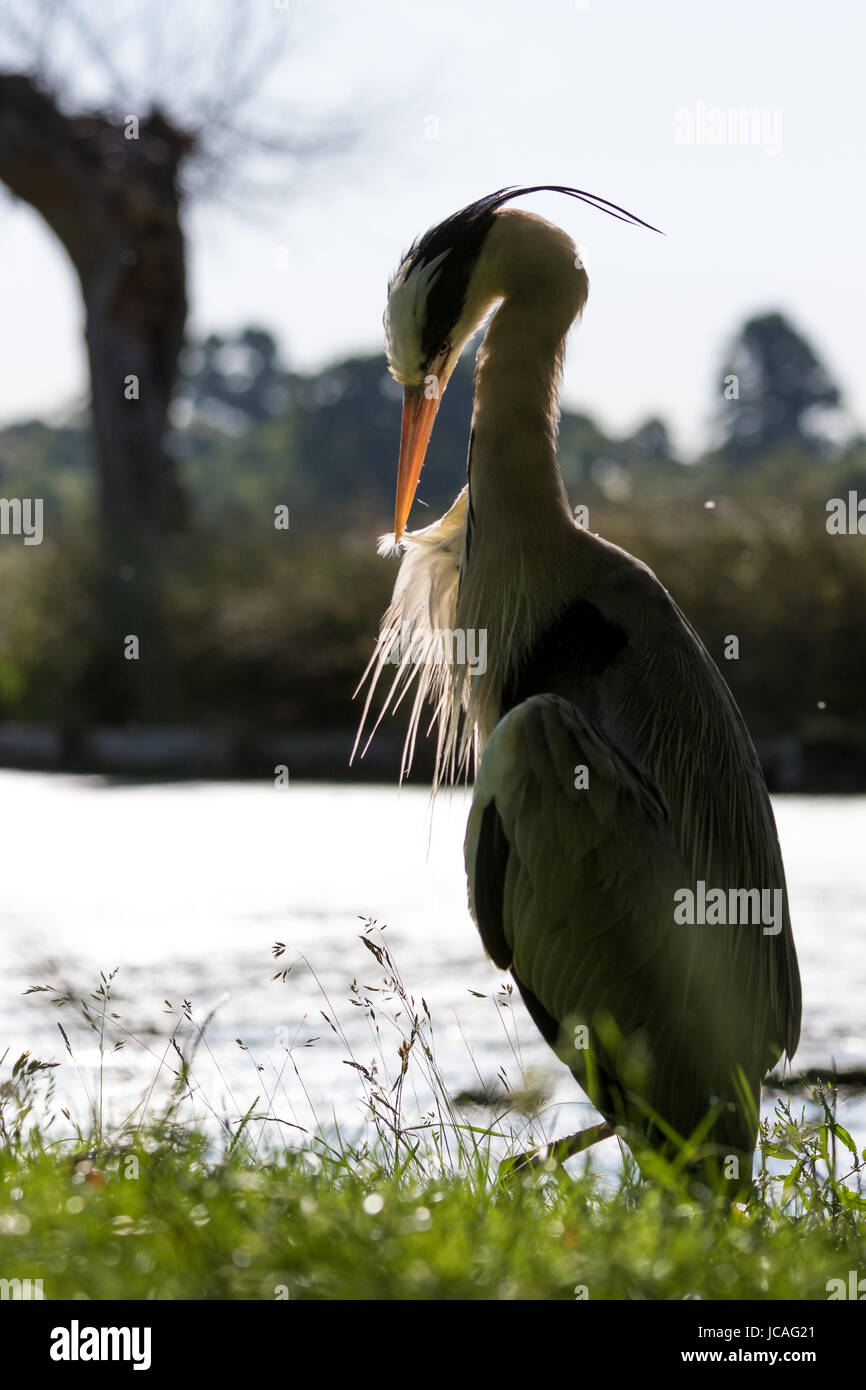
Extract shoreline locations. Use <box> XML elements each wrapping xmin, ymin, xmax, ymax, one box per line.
<box><xmin>0</xmin><ymin>722</ymin><xmax>864</xmax><ymax>789</ymax></box>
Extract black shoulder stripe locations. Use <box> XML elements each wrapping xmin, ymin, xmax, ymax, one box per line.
<box><xmin>501</xmin><ymin>600</ymin><xmax>627</xmax><ymax>713</ymax></box>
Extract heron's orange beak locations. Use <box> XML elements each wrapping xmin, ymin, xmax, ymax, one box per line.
<box><xmin>394</xmin><ymin>361</ymin><xmax>448</xmax><ymax>540</ymax></box>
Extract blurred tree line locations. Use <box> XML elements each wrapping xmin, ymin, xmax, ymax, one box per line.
<box><xmin>0</xmin><ymin>311</ymin><xmax>864</xmax><ymax>786</ymax></box>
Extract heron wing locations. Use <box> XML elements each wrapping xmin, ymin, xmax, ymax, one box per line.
<box><xmin>464</xmin><ymin>692</ymin><xmax>782</xmax><ymax>1149</ymax></box>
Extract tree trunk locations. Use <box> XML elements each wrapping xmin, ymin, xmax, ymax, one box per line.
<box><xmin>0</xmin><ymin>74</ymin><xmax>193</xmax><ymax>732</ymax></box>
<box><xmin>0</xmin><ymin>73</ymin><xmax>190</xmax><ymax>533</ymax></box>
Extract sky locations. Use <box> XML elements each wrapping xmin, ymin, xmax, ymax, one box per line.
<box><xmin>0</xmin><ymin>0</ymin><xmax>864</xmax><ymax>457</ymax></box>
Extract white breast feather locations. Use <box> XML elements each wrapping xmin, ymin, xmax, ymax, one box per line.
<box><xmin>352</xmin><ymin>488</ymin><xmax>473</xmax><ymax>788</ymax></box>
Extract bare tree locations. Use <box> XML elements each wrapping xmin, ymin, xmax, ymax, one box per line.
<box><xmin>0</xmin><ymin>0</ymin><xmax>348</xmax><ymax>536</ymax></box>
<box><xmin>0</xmin><ymin>1</ymin><xmax>352</xmax><ymax>738</ymax></box>
<box><xmin>0</xmin><ymin>74</ymin><xmax>192</xmax><ymax>529</ymax></box>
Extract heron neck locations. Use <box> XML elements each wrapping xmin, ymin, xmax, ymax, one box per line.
<box><xmin>456</xmin><ymin>293</ymin><xmax>589</xmax><ymax>742</ymax></box>
<box><xmin>468</xmin><ymin>295</ymin><xmax>575</xmax><ymax>537</ymax></box>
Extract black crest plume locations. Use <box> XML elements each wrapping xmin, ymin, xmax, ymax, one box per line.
<box><xmin>395</xmin><ymin>185</ymin><xmax>662</xmax><ymax>366</ymax></box>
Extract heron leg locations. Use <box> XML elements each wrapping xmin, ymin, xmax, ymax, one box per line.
<box><xmin>499</xmin><ymin>1121</ymin><xmax>616</xmax><ymax>1179</ymax></box>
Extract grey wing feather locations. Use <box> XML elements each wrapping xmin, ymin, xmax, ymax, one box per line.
<box><xmin>465</xmin><ymin>693</ymin><xmax>792</xmax><ymax>1150</ymax></box>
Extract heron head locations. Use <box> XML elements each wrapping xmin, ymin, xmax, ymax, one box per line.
<box><xmin>385</xmin><ymin>194</ymin><xmax>507</xmax><ymax>538</ymax></box>
<box><xmin>384</xmin><ymin>186</ymin><xmax>661</xmax><ymax>539</ymax></box>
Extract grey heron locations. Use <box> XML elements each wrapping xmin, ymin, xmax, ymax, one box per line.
<box><xmin>355</xmin><ymin>186</ymin><xmax>801</xmax><ymax>1192</ymax></box>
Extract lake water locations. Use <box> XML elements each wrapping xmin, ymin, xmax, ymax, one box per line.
<box><xmin>1</xmin><ymin>772</ymin><xmax>864</xmax><ymax>1167</ymax></box>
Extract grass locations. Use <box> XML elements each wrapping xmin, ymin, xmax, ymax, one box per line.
<box><xmin>1</xmin><ymin>926</ymin><xmax>865</xmax><ymax>1301</ymax></box>
<box><xmin>3</xmin><ymin>1139</ymin><xmax>866</xmax><ymax>1300</ymax></box>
